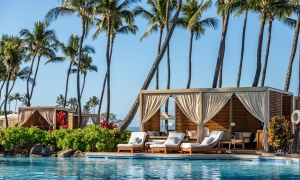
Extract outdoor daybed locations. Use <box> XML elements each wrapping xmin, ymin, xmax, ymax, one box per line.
<box><xmin>150</xmin><ymin>132</ymin><xmax>185</xmax><ymax>154</ymax></box>
<box><xmin>117</xmin><ymin>132</ymin><xmax>148</xmax><ymax>153</ymax></box>
<box><xmin>180</xmin><ymin>131</ymin><xmax>226</xmax><ymax>154</ymax></box>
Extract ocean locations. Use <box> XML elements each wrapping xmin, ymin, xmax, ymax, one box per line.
<box><xmin>126</xmin><ymin>127</ymin><xmax>139</xmax><ymax>132</ymax></box>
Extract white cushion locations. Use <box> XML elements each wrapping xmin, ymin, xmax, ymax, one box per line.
<box><xmin>167</xmin><ymin>132</ymin><xmax>185</xmax><ymax>145</ymax></box>
<box><xmin>128</xmin><ymin>137</ymin><xmax>138</xmax><ymax>144</ymax></box>
<box><xmin>147</xmin><ymin>131</ymin><xmax>154</xmax><ymax>136</ymax></box>
<box><xmin>117</xmin><ymin>144</ymin><xmax>141</xmax><ymax>147</ymax></box>
<box><xmin>164</xmin><ymin>137</ymin><xmax>178</xmax><ymax>145</ymax></box>
<box><xmin>181</xmin><ymin>143</ymin><xmax>213</xmax><ymax>148</ymax></box>
<box><xmin>201</xmin><ymin>137</ymin><xmax>214</xmax><ymax>145</ymax></box>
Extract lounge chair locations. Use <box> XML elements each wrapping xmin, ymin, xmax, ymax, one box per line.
<box><xmin>117</xmin><ymin>132</ymin><xmax>148</xmax><ymax>153</ymax></box>
<box><xmin>150</xmin><ymin>132</ymin><xmax>185</xmax><ymax>154</ymax></box>
<box><xmin>181</xmin><ymin>131</ymin><xmax>226</xmax><ymax>154</ymax></box>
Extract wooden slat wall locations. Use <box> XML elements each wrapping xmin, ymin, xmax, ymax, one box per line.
<box><xmin>269</xmin><ymin>91</ymin><xmax>282</xmax><ymax>118</ymax></box>
<box><xmin>73</xmin><ymin>116</ymin><xmax>79</xmax><ymax>129</ymax></box>
<box><xmin>144</xmin><ymin>110</ymin><xmax>160</xmax><ymax>132</ymax></box>
<box><xmin>232</xmin><ymin>95</ymin><xmax>260</xmax><ymax>133</ymax></box>
<box><xmin>21</xmin><ymin>111</ymin><xmax>51</xmax><ymax>129</ymax></box>
<box><xmin>176</xmin><ymin>104</ymin><xmax>197</xmax><ymax>133</ymax></box>
<box><xmin>282</xmin><ymin>95</ymin><xmax>292</xmax><ymax>118</ymax></box>
<box><xmin>295</xmin><ymin>98</ymin><xmax>299</xmax><ymax>110</ymax></box>
<box><xmin>204</xmin><ymin>101</ymin><xmax>230</xmax><ymax>131</ymax></box>
<box><xmin>68</xmin><ymin>114</ymin><xmax>73</xmax><ymax>129</ymax></box>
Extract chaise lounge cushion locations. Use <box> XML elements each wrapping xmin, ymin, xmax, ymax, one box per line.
<box><xmin>201</xmin><ymin>137</ymin><xmax>214</xmax><ymax>145</ymax></box>
<box><xmin>150</xmin><ymin>132</ymin><xmax>185</xmax><ymax>148</ymax></box>
<box><xmin>180</xmin><ymin>131</ymin><xmax>224</xmax><ymax>148</ymax></box>
<box><xmin>118</xmin><ymin>132</ymin><xmax>147</xmax><ymax>147</ymax></box>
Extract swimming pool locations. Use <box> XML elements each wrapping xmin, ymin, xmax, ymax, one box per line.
<box><xmin>0</xmin><ymin>157</ymin><xmax>299</xmax><ymax>179</ymax></box>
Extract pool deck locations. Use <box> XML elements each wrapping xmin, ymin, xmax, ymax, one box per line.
<box><xmin>86</xmin><ymin>151</ymin><xmax>300</xmax><ymax>164</ymax></box>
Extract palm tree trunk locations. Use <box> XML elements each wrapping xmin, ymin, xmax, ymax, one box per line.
<box><xmin>0</xmin><ymin>75</ymin><xmax>7</xmax><ymax>108</ymax></box>
<box><xmin>165</xmin><ymin>0</ymin><xmax>171</xmax><ymax>113</ymax></box>
<box><xmin>105</xmin><ymin>18</ymin><xmax>112</xmax><ymax>122</ymax></box>
<box><xmin>284</xmin><ymin>14</ymin><xmax>300</xmax><ymax>92</ymax></box>
<box><xmin>261</xmin><ymin>20</ymin><xmax>273</xmax><ymax>87</ymax></box>
<box><xmin>237</xmin><ymin>12</ymin><xmax>248</xmax><ymax>87</ymax></box>
<box><xmin>156</xmin><ymin>27</ymin><xmax>164</xmax><ymax>90</ymax></box>
<box><xmin>118</xmin><ymin>0</ymin><xmax>182</xmax><ymax>133</ymax></box>
<box><xmin>80</xmin><ymin>73</ymin><xmax>86</xmax><ymax>99</ymax></box>
<box><xmin>4</xmin><ymin>72</ymin><xmax>11</xmax><ymax>127</ymax></box>
<box><xmin>218</xmin><ymin>63</ymin><xmax>222</xmax><ymax>88</ymax></box>
<box><xmin>0</xmin><ymin>78</ymin><xmax>17</xmax><ymax>109</ymax></box>
<box><xmin>64</xmin><ymin>61</ymin><xmax>73</xmax><ymax>108</ymax></box>
<box><xmin>29</xmin><ymin>55</ymin><xmax>41</xmax><ymax>101</ymax></box>
<box><xmin>187</xmin><ymin>31</ymin><xmax>194</xmax><ymax>89</ymax></box>
<box><xmin>252</xmin><ymin>15</ymin><xmax>266</xmax><ymax>87</ymax></box>
<box><xmin>15</xmin><ymin>100</ymin><xmax>17</xmax><ymax>113</ymax></box>
<box><xmin>98</xmin><ymin>36</ymin><xmax>114</xmax><ymax>115</ymax></box>
<box><xmin>77</xmin><ymin>19</ymin><xmax>86</xmax><ymax>127</ymax></box>
<box><xmin>26</xmin><ymin>50</ymin><xmax>37</xmax><ymax>106</ymax></box>
<box><xmin>212</xmin><ymin>11</ymin><xmax>230</xmax><ymax>88</ymax></box>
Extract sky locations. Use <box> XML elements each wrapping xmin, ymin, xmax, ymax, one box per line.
<box><xmin>0</xmin><ymin>0</ymin><xmax>299</xmax><ymax>128</ymax></box>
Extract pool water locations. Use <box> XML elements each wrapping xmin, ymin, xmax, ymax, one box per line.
<box><xmin>0</xmin><ymin>157</ymin><xmax>299</xmax><ymax>179</ymax></box>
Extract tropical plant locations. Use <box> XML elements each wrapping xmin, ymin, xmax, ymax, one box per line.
<box><xmin>100</xmin><ymin>119</ymin><xmax>117</xmax><ymax>129</ymax></box>
<box><xmin>134</xmin><ymin>0</ymin><xmax>176</xmax><ymax>90</ymax></box>
<box><xmin>56</xmin><ymin>111</ymin><xmax>68</xmax><ymax>129</ymax></box>
<box><xmin>267</xmin><ymin>115</ymin><xmax>292</xmax><ymax>154</ymax></box>
<box><xmin>119</xmin><ymin>0</ymin><xmax>183</xmax><ymax>133</ymax></box>
<box><xmin>7</xmin><ymin>95</ymin><xmax>14</xmax><ymax>112</ymax></box>
<box><xmin>45</xmin><ymin>34</ymin><xmax>95</xmax><ymax>107</ymax></box>
<box><xmin>177</xmin><ymin>0</ymin><xmax>218</xmax><ymax>89</ymax></box>
<box><xmin>68</xmin><ymin>97</ymin><xmax>78</xmax><ymax>110</ymax></box>
<box><xmin>83</xmin><ymin>104</ymin><xmax>91</xmax><ymax>114</ymax></box>
<box><xmin>56</xmin><ymin>94</ymin><xmax>67</xmax><ymax>107</ymax></box>
<box><xmin>12</xmin><ymin>93</ymin><xmax>22</xmax><ymax>113</ymax></box>
<box><xmin>45</xmin><ymin>0</ymin><xmax>97</xmax><ymax>127</ymax></box>
<box><xmin>88</xmin><ymin>96</ymin><xmax>99</xmax><ymax>114</ymax></box>
<box><xmin>20</xmin><ymin>21</ymin><xmax>60</xmax><ymax>106</ymax></box>
<box><xmin>70</xmin><ymin>53</ymin><xmax>97</xmax><ymax>98</ymax></box>
<box><xmin>20</xmin><ymin>93</ymin><xmax>28</xmax><ymax>106</ymax></box>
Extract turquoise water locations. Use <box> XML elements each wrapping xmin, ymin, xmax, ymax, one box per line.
<box><xmin>0</xmin><ymin>157</ymin><xmax>299</xmax><ymax>179</ymax></box>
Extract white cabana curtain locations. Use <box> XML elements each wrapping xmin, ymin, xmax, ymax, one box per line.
<box><xmin>141</xmin><ymin>94</ymin><xmax>170</xmax><ymax>131</ymax></box>
<box><xmin>19</xmin><ymin>109</ymin><xmax>37</xmax><ymax>125</ymax></box>
<box><xmin>173</xmin><ymin>93</ymin><xmax>202</xmax><ymax>142</ymax></box>
<box><xmin>91</xmin><ymin>116</ymin><xmax>100</xmax><ymax>125</ymax></box>
<box><xmin>82</xmin><ymin>117</ymin><xmax>90</xmax><ymax>127</ymax></box>
<box><xmin>38</xmin><ymin>109</ymin><xmax>56</xmax><ymax>126</ymax></box>
<box><xmin>235</xmin><ymin>91</ymin><xmax>268</xmax><ymax>151</ymax></box>
<box><xmin>202</xmin><ymin>92</ymin><xmax>233</xmax><ymax>141</ymax></box>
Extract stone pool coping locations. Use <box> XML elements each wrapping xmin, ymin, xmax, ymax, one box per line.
<box><xmin>85</xmin><ymin>152</ymin><xmax>300</xmax><ymax>164</ymax></box>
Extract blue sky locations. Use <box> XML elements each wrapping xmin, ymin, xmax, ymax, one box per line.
<box><xmin>0</xmin><ymin>0</ymin><xmax>298</xmax><ymax>127</ymax></box>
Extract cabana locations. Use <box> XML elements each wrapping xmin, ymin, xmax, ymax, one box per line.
<box><xmin>0</xmin><ymin>114</ymin><xmax>18</xmax><ymax>128</ymax></box>
<box><xmin>139</xmin><ymin>87</ymin><xmax>293</xmax><ymax>152</ymax></box>
<box><xmin>68</xmin><ymin>113</ymin><xmax>101</xmax><ymax>129</ymax></box>
<box><xmin>18</xmin><ymin>106</ymin><xmax>69</xmax><ymax>130</ymax></box>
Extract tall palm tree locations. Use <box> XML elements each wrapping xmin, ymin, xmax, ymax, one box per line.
<box><xmin>0</xmin><ymin>60</ymin><xmax>7</xmax><ymax>108</ymax></box>
<box><xmin>71</xmin><ymin>53</ymin><xmax>98</xmax><ymax>98</ymax></box>
<box><xmin>284</xmin><ymin>1</ymin><xmax>300</xmax><ymax>91</ymax></box>
<box><xmin>260</xmin><ymin>0</ymin><xmax>292</xmax><ymax>87</ymax></box>
<box><xmin>45</xmin><ymin>0</ymin><xmax>97</xmax><ymax>127</ymax></box>
<box><xmin>83</xmin><ymin>103</ymin><xmax>91</xmax><ymax>114</ymax></box>
<box><xmin>68</xmin><ymin>97</ymin><xmax>78</xmax><ymax>110</ymax></box>
<box><xmin>7</xmin><ymin>95</ymin><xmax>14</xmax><ymax>112</ymax></box>
<box><xmin>95</xmin><ymin>0</ymin><xmax>136</xmax><ymax>121</ymax></box>
<box><xmin>93</xmin><ymin>13</ymin><xmax>138</xmax><ymax>115</ymax></box>
<box><xmin>45</xmin><ymin>34</ymin><xmax>95</xmax><ymax>107</ymax></box>
<box><xmin>56</xmin><ymin>94</ymin><xmax>65</xmax><ymax>107</ymax></box>
<box><xmin>88</xmin><ymin>96</ymin><xmax>99</xmax><ymax>113</ymax></box>
<box><xmin>178</xmin><ymin>0</ymin><xmax>218</xmax><ymax>89</ymax></box>
<box><xmin>134</xmin><ymin>0</ymin><xmax>176</xmax><ymax>90</ymax></box>
<box><xmin>0</xmin><ymin>35</ymin><xmax>25</xmax><ymax>126</ymax></box>
<box><xmin>118</xmin><ymin>0</ymin><xmax>182</xmax><ymax>133</ymax></box>
<box><xmin>20</xmin><ymin>21</ymin><xmax>60</xmax><ymax>106</ymax></box>
<box><xmin>12</xmin><ymin>92</ymin><xmax>22</xmax><ymax>113</ymax></box>
<box><xmin>21</xmin><ymin>93</ymin><xmax>28</xmax><ymax>106</ymax></box>
<box><xmin>212</xmin><ymin>0</ymin><xmax>231</xmax><ymax>88</ymax></box>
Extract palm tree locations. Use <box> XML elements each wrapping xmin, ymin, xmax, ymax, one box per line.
<box><xmin>7</xmin><ymin>95</ymin><xmax>14</xmax><ymax>112</ymax></box>
<box><xmin>45</xmin><ymin>34</ymin><xmax>95</xmax><ymax>107</ymax></box>
<box><xmin>284</xmin><ymin>1</ymin><xmax>300</xmax><ymax>91</ymax></box>
<box><xmin>212</xmin><ymin>0</ymin><xmax>231</xmax><ymax>88</ymax></box>
<box><xmin>20</xmin><ymin>21</ymin><xmax>60</xmax><ymax>106</ymax></box>
<box><xmin>12</xmin><ymin>93</ymin><xmax>22</xmax><ymax>113</ymax></box>
<box><xmin>68</xmin><ymin>97</ymin><xmax>78</xmax><ymax>110</ymax></box>
<box><xmin>88</xmin><ymin>96</ymin><xmax>99</xmax><ymax>114</ymax></box>
<box><xmin>83</xmin><ymin>103</ymin><xmax>91</xmax><ymax>114</ymax></box>
<box><xmin>0</xmin><ymin>35</ymin><xmax>25</xmax><ymax>126</ymax></box>
<box><xmin>71</xmin><ymin>53</ymin><xmax>97</xmax><ymax>98</ymax></box>
<box><xmin>95</xmin><ymin>0</ymin><xmax>136</xmax><ymax>121</ymax></box>
<box><xmin>178</xmin><ymin>0</ymin><xmax>218</xmax><ymax>89</ymax></box>
<box><xmin>21</xmin><ymin>93</ymin><xmax>28</xmax><ymax>106</ymax></box>
<box><xmin>134</xmin><ymin>0</ymin><xmax>176</xmax><ymax>90</ymax></box>
<box><xmin>56</xmin><ymin>94</ymin><xmax>65</xmax><ymax>107</ymax></box>
<box><xmin>118</xmin><ymin>0</ymin><xmax>182</xmax><ymax>133</ymax></box>
<box><xmin>45</xmin><ymin>0</ymin><xmax>96</xmax><ymax>128</ymax></box>
<box><xmin>260</xmin><ymin>0</ymin><xmax>292</xmax><ymax>87</ymax></box>
<box><xmin>93</xmin><ymin>12</ymin><xmax>138</xmax><ymax>115</ymax></box>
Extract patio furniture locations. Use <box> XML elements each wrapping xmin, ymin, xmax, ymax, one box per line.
<box><xmin>180</xmin><ymin>131</ymin><xmax>226</xmax><ymax>154</ymax></box>
<box><xmin>150</xmin><ymin>132</ymin><xmax>185</xmax><ymax>154</ymax></box>
<box><xmin>231</xmin><ymin>132</ymin><xmax>252</xmax><ymax>150</ymax></box>
<box><xmin>218</xmin><ymin>129</ymin><xmax>232</xmax><ymax>151</ymax></box>
<box><xmin>117</xmin><ymin>132</ymin><xmax>148</xmax><ymax>153</ymax></box>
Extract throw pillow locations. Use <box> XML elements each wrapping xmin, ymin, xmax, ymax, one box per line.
<box><xmin>153</xmin><ymin>131</ymin><xmax>160</xmax><ymax>136</ymax></box>
<box><xmin>201</xmin><ymin>137</ymin><xmax>213</xmax><ymax>145</ymax></box>
<box><xmin>128</xmin><ymin>137</ymin><xmax>138</xmax><ymax>144</ymax></box>
<box><xmin>188</xmin><ymin>131</ymin><xmax>197</xmax><ymax>139</ymax></box>
<box><xmin>165</xmin><ymin>137</ymin><xmax>178</xmax><ymax>145</ymax></box>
